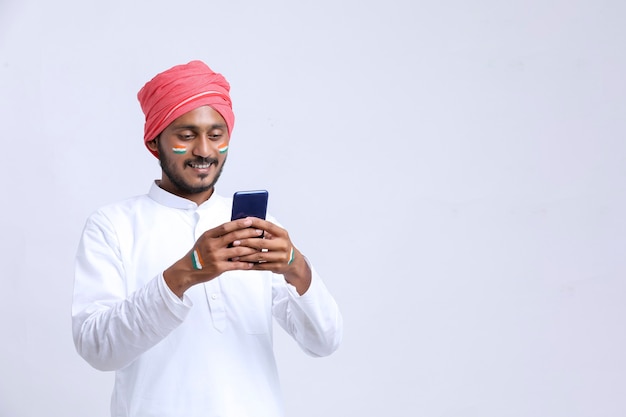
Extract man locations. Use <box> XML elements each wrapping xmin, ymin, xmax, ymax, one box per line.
<box><xmin>71</xmin><ymin>60</ymin><xmax>343</xmax><ymax>417</ymax></box>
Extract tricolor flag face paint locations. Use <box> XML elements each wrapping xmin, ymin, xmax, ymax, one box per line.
<box><xmin>218</xmin><ymin>143</ymin><xmax>229</xmax><ymax>154</ymax></box>
<box><xmin>172</xmin><ymin>146</ymin><xmax>187</xmax><ymax>154</ymax></box>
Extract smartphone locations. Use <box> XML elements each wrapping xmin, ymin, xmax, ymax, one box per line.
<box><xmin>230</xmin><ymin>190</ymin><xmax>268</xmax><ymax>246</ymax></box>
<box><xmin>231</xmin><ymin>190</ymin><xmax>269</xmax><ymax>221</ymax></box>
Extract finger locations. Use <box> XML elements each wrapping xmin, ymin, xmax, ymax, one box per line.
<box><xmin>235</xmin><ymin>235</ymin><xmax>284</xmax><ymax>252</ymax></box>
<box><xmin>249</xmin><ymin>260</ymin><xmax>284</xmax><ymax>271</ymax></box>
<box><xmin>236</xmin><ymin>248</ymin><xmax>282</xmax><ymax>265</ymax></box>
<box><xmin>220</xmin><ymin>259</ymin><xmax>256</xmax><ymax>271</ymax></box>
<box><xmin>192</xmin><ymin>234</ymin><xmax>261</xmax><ymax>272</ymax></box>
<box><xmin>205</xmin><ymin>247</ymin><xmax>260</xmax><ymax>271</ymax></box>
<box><xmin>246</xmin><ymin>218</ymin><xmax>287</xmax><ymax>238</ymax></box>
<box><xmin>202</xmin><ymin>218</ymin><xmax>255</xmax><ymax>239</ymax></box>
<box><xmin>227</xmin><ymin>227</ymin><xmax>264</xmax><ymax>246</ymax></box>
<box><xmin>197</xmin><ymin>228</ymin><xmax>263</xmax><ymax>256</ymax></box>
<box><xmin>226</xmin><ymin>245</ymin><xmax>259</xmax><ymax>260</ymax></box>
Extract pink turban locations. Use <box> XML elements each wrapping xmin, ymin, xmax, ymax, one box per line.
<box><xmin>137</xmin><ymin>60</ymin><xmax>235</xmax><ymax>158</ymax></box>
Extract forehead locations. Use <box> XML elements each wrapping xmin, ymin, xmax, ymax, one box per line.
<box><xmin>168</xmin><ymin>105</ymin><xmax>227</xmax><ymax>129</ymax></box>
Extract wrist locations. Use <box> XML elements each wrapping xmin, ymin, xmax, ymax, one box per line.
<box><xmin>283</xmin><ymin>254</ymin><xmax>312</xmax><ymax>295</ymax></box>
<box><xmin>163</xmin><ymin>259</ymin><xmax>196</xmax><ymax>298</ymax></box>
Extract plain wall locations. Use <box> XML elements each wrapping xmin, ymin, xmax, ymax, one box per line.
<box><xmin>1</xmin><ymin>0</ymin><xmax>625</xmax><ymax>416</ymax></box>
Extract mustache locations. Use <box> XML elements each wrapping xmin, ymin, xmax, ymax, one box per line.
<box><xmin>185</xmin><ymin>156</ymin><xmax>219</xmax><ymax>165</ymax></box>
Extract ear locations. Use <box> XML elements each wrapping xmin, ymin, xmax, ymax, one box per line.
<box><xmin>146</xmin><ymin>137</ymin><xmax>159</xmax><ymax>155</ymax></box>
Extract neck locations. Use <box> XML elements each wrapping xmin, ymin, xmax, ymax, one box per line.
<box><xmin>155</xmin><ymin>179</ymin><xmax>215</xmax><ymax>205</ymax></box>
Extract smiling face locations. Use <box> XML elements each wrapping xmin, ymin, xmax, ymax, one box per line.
<box><xmin>147</xmin><ymin>105</ymin><xmax>230</xmax><ymax>204</ymax></box>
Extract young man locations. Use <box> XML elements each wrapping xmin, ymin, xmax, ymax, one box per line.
<box><xmin>71</xmin><ymin>60</ymin><xmax>343</xmax><ymax>417</ymax></box>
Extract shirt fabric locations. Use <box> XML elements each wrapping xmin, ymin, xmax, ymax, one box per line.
<box><xmin>71</xmin><ymin>182</ymin><xmax>343</xmax><ymax>417</ymax></box>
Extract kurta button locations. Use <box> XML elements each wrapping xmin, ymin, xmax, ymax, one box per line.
<box><xmin>211</xmin><ymin>294</ymin><xmax>218</xmax><ymax>300</ymax></box>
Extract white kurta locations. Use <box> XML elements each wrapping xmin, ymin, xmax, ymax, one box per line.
<box><xmin>72</xmin><ymin>182</ymin><xmax>343</xmax><ymax>417</ymax></box>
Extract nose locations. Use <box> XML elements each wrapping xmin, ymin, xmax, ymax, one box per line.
<box><xmin>192</xmin><ymin>134</ymin><xmax>214</xmax><ymax>158</ymax></box>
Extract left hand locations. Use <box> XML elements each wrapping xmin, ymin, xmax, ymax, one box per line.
<box><xmin>230</xmin><ymin>217</ymin><xmax>312</xmax><ymax>294</ymax></box>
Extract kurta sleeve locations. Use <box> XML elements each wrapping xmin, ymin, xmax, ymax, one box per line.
<box><xmin>71</xmin><ymin>211</ymin><xmax>191</xmax><ymax>371</ymax></box>
<box><xmin>271</xmin><ymin>261</ymin><xmax>343</xmax><ymax>357</ymax></box>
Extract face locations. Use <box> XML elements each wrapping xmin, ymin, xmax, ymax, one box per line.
<box><xmin>147</xmin><ymin>105</ymin><xmax>230</xmax><ymax>204</ymax></box>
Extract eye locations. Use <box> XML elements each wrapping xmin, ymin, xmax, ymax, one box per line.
<box><xmin>209</xmin><ymin>132</ymin><xmax>223</xmax><ymax>140</ymax></box>
<box><xmin>178</xmin><ymin>133</ymin><xmax>196</xmax><ymax>141</ymax></box>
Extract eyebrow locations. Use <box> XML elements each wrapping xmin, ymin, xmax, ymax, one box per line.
<box><xmin>172</xmin><ymin>123</ymin><xmax>227</xmax><ymax>131</ymax></box>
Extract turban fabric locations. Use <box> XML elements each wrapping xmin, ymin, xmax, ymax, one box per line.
<box><xmin>137</xmin><ymin>60</ymin><xmax>234</xmax><ymax>158</ymax></box>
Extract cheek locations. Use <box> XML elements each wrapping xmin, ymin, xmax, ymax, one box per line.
<box><xmin>172</xmin><ymin>145</ymin><xmax>187</xmax><ymax>155</ymax></box>
<box><xmin>217</xmin><ymin>142</ymin><xmax>229</xmax><ymax>154</ymax></box>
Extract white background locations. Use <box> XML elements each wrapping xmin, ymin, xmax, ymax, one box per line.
<box><xmin>1</xmin><ymin>0</ymin><xmax>625</xmax><ymax>416</ymax></box>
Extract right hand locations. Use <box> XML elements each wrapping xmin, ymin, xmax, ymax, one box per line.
<box><xmin>163</xmin><ymin>218</ymin><xmax>264</xmax><ymax>297</ymax></box>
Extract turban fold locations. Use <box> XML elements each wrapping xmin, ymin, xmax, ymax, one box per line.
<box><xmin>137</xmin><ymin>60</ymin><xmax>234</xmax><ymax>158</ymax></box>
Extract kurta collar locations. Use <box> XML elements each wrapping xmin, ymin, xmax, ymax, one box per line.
<box><xmin>148</xmin><ymin>181</ymin><xmax>221</xmax><ymax>211</ymax></box>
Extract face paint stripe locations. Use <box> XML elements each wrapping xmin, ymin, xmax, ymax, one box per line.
<box><xmin>172</xmin><ymin>146</ymin><xmax>187</xmax><ymax>154</ymax></box>
<box><xmin>218</xmin><ymin>143</ymin><xmax>229</xmax><ymax>154</ymax></box>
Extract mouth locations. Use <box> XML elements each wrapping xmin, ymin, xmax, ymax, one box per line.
<box><xmin>188</xmin><ymin>161</ymin><xmax>214</xmax><ymax>169</ymax></box>
<box><xmin>186</xmin><ymin>158</ymin><xmax>218</xmax><ymax>171</ymax></box>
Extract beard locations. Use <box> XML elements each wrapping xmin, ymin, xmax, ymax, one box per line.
<box><xmin>157</xmin><ymin>139</ymin><xmax>227</xmax><ymax>195</ymax></box>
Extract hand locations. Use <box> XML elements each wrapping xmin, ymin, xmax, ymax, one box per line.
<box><xmin>163</xmin><ymin>218</ymin><xmax>265</xmax><ymax>297</ymax></box>
<box><xmin>230</xmin><ymin>218</ymin><xmax>312</xmax><ymax>295</ymax></box>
